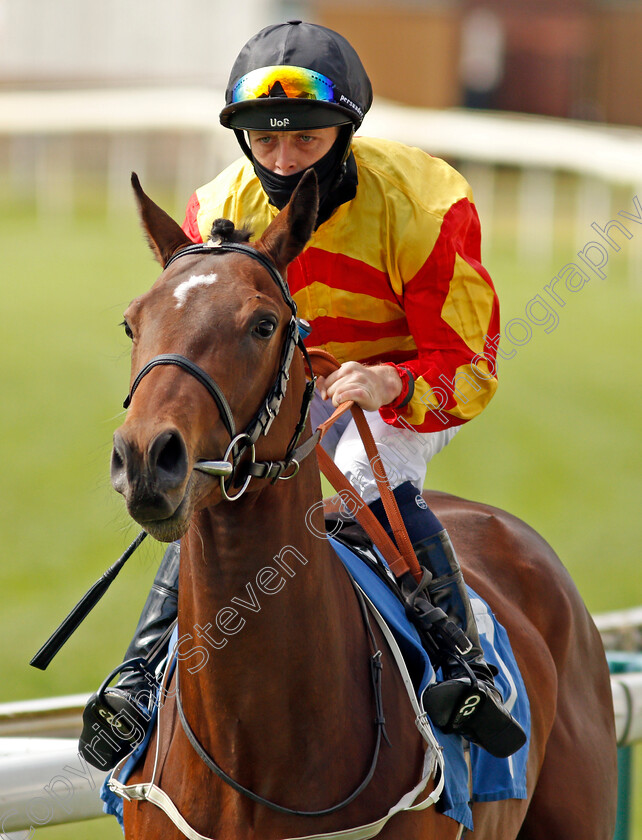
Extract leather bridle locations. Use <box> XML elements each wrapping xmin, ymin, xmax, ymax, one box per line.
<box><xmin>122</xmin><ymin>241</ymin><xmax>319</xmax><ymax>501</ymax></box>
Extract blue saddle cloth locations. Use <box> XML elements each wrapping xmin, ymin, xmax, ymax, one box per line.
<box><xmin>101</xmin><ymin>538</ymin><xmax>530</xmax><ymax>833</ymax></box>
<box><xmin>330</xmin><ymin>537</ymin><xmax>530</xmax><ymax>831</ymax></box>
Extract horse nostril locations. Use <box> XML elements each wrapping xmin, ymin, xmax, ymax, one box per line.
<box><xmin>157</xmin><ymin>433</ymin><xmax>184</xmax><ymax>473</ymax></box>
<box><xmin>111</xmin><ymin>432</ymin><xmax>128</xmax><ymax>494</ymax></box>
<box><xmin>150</xmin><ymin>430</ymin><xmax>188</xmax><ymax>488</ymax></box>
<box><xmin>112</xmin><ymin>447</ymin><xmax>124</xmax><ymax>472</ymax></box>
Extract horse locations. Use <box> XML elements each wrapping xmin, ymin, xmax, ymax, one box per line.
<box><xmin>107</xmin><ymin>169</ymin><xmax>617</xmax><ymax>839</ymax></box>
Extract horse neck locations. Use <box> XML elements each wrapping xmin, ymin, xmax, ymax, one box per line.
<box><xmin>177</xmin><ymin>453</ymin><xmax>363</xmax><ymax>726</ymax></box>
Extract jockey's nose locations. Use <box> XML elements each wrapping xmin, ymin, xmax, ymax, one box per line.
<box><xmin>273</xmin><ymin>137</ymin><xmax>300</xmax><ymax>174</ymax></box>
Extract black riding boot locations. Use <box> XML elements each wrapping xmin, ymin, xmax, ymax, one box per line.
<box><xmin>78</xmin><ymin>542</ymin><xmax>180</xmax><ymax>770</ymax></box>
<box><xmin>405</xmin><ymin>530</ymin><xmax>526</xmax><ymax>758</ymax></box>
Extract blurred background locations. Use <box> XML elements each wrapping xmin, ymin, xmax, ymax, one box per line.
<box><xmin>0</xmin><ymin>0</ymin><xmax>641</xmax><ymax>837</ymax></box>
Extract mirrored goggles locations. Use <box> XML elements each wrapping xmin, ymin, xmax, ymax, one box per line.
<box><xmin>232</xmin><ymin>65</ymin><xmax>339</xmax><ymax>105</ymax></box>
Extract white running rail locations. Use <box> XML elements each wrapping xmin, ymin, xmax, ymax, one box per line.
<box><xmin>1</xmin><ymin>89</ymin><xmax>642</xmax><ymax>285</ymax></box>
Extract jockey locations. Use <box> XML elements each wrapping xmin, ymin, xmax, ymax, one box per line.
<box><xmin>80</xmin><ymin>20</ymin><xmax>525</xmax><ymax>769</ymax></box>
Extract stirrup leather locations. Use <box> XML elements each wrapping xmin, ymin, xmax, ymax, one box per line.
<box><xmin>401</xmin><ymin>568</ymin><xmax>473</xmax><ymax>660</ymax></box>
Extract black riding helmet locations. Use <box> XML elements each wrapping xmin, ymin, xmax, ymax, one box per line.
<box><xmin>220</xmin><ymin>20</ymin><xmax>372</xmax><ymax>131</ymax></box>
<box><xmin>219</xmin><ymin>21</ymin><xmax>373</xmax><ymax>223</ymax></box>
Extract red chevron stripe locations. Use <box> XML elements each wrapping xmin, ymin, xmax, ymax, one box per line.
<box><xmin>288</xmin><ymin>248</ymin><xmax>401</xmax><ymax>304</ymax></box>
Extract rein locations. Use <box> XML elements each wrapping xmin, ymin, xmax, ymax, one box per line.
<box><xmin>31</xmin><ymin>243</ymin><xmax>422</xmax><ymax>670</ymax></box>
<box><xmin>122</xmin><ymin>243</ymin><xmax>423</xmax><ymax>593</ymax></box>
<box><xmin>176</xmin><ymin>578</ymin><xmax>390</xmax><ymax>818</ymax></box>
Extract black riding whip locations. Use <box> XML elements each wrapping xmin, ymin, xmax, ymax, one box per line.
<box><xmin>29</xmin><ymin>530</ymin><xmax>147</xmax><ymax>670</ymax></box>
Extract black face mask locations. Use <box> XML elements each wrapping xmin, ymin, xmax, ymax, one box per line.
<box><xmin>234</xmin><ymin>126</ymin><xmax>358</xmax><ymax>228</ymax></box>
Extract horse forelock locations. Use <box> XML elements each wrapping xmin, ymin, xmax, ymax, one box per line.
<box><xmin>208</xmin><ymin>218</ymin><xmax>252</xmax><ymax>246</ymax></box>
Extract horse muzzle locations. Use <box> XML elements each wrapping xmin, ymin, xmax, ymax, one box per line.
<box><xmin>111</xmin><ymin>427</ymin><xmax>191</xmax><ymax>528</ymax></box>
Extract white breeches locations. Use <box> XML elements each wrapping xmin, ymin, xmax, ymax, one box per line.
<box><xmin>310</xmin><ymin>392</ymin><xmax>460</xmax><ymax>505</ymax></box>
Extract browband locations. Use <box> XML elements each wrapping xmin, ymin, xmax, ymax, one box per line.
<box><xmin>164</xmin><ymin>242</ymin><xmax>296</xmax><ymax>314</ymax></box>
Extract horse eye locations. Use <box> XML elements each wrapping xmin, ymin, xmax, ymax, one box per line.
<box><xmin>121</xmin><ymin>320</ymin><xmax>133</xmax><ymax>340</ymax></box>
<box><xmin>253</xmin><ymin>318</ymin><xmax>276</xmax><ymax>340</ymax></box>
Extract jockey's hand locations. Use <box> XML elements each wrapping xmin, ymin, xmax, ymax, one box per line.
<box><xmin>317</xmin><ymin>362</ymin><xmax>402</xmax><ymax>412</ymax></box>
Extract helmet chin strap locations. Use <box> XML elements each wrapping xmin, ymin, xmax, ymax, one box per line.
<box><xmin>234</xmin><ymin>128</ymin><xmax>254</xmax><ymax>161</ymax></box>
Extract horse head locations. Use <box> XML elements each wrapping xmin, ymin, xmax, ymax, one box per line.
<box><xmin>111</xmin><ymin>171</ymin><xmax>319</xmax><ymax>542</ymax></box>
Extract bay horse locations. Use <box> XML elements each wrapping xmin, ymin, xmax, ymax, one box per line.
<box><xmin>108</xmin><ymin>170</ymin><xmax>617</xmax><ymax>839</ymax></box>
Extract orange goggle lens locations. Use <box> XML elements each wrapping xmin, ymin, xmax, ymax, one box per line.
<box><xmin>232</xmin><ymin>65</ymin><xmax>338</xmax><ymax>105</ymax></box>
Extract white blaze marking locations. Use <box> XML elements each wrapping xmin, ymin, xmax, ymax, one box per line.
<box><xmin>173</xmin><ymin>273</ymin><xmax>218</xmax><ymax>307</ymax></box>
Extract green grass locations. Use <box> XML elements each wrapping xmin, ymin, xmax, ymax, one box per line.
<box><xmin>1</xmin><ymin>189</ymin><xmax>640</xmax><ymax>838</ymax></box>
<box><xmin>1</xmin><ymin>200</ymin><xmax>169</xmax><ymax>706</ymax></box>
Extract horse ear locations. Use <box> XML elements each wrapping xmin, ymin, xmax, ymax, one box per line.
<box><xmin>257</xmin><ymin>169</ymin><xmax>319</xmax><ymax>271</ymax></box>
<box><xmin>131</xmin><ymin>173</ymin><xmax>192</xmax><ymax>266</ymax></box>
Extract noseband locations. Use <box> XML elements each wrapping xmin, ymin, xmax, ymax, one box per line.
<box><xmin>123</xmin><ymin>241</ymin><xmax>317</xmax><ymax>500</ymax></box>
